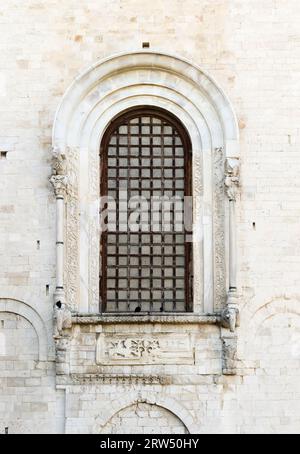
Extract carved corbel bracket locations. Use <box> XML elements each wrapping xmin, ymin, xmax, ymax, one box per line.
<box><xmin>50</xmin><ymin>145</ymin><xmax>69</xmax><ymax>197</ymax></box>
<box><xmin>225</xmin><ymin>158</ymin><xmax>240</xmax><ymax>202</ymax></box>
<box><xmin>51</xmin><ymin>145</ymin><xmax>68</xmax><ymax>176</ymax></box>
<box><xmin>221</xmin><ymin>306</ymin><xmax>239</xmax><ymax>333</ymax></box>
<box><xmin>53</xmin><ymin>300</ymin><xmax>72</xmax><ymax>339</ymax></box>
<box><xmin>221</xmin><ymin>290</ymin><xmax>240</xmax><ymax>333</ymax></box>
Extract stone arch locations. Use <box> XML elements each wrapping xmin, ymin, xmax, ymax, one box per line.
<box><xmin>245</xmin><ymin>296</ymin><xmax>300</xmax><ymax>342</ymax></box>
<box><xmin>53</xmin><ymin>51</ymin><xmax>239</xmax><ymax>150</ymax></box>
<box><xmin>52</xmin><ymin>51</ymin><xmax>239</xmax><ymax>313</ymax></box>
<box><xmin>94</xmin><ymin>391</ymin><xmax>198</xmax><ymax>434</ymax></box>
<box><xmin>0</xmin><ymin>298</ymin><xmax>49</xmax><ymax>361</ymax></box>
<box><xmin>100</xmin><ymin>402</ymin><xmax>188</xmax><ymax>434</ymax></box>
<box><xmin>241</xmin><ymin>296</ymin><xmax>300</xmax><ymax>370</ymax></box>
<box><xmin>238</xmin><ymin>297</ymin><xmax>300</xmax><ymax>433</ymax></box>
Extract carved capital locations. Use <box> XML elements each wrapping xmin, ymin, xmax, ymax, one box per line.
<box><xmin>50</xmin><ymin>175</ymin><xmax>68</xmax><ymax>198</ymax></box>
<box><xmin>225</xmin><ymin>158</ymin><xmax>240</xmax><ymax>201</ymax></box>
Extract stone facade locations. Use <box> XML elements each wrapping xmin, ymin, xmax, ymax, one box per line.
<box><xmin>1</xmin><ymin>0</ymin><xmax>300</xmax><ymax>434</ymax></box>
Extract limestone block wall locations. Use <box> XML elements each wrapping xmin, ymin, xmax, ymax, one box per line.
<box><xmin>0</xmin><ymin>0</ymin><xmax>300</xmax><ymax>434</ymax></box>
<box><xmin>0</xmin><ymin>312</ymin><xmax>59</xmax><ymax>434</ymax></box>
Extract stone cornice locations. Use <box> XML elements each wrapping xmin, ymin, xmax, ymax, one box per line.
<box><xmin>71</xmin><ymin>313</ymin><xmax>220</xmax><ymax>325</ymax></box>
<box><xmin>57</xmin><ymin>373</ymin><xmax>172</xmax><ymax>386</ymax></box>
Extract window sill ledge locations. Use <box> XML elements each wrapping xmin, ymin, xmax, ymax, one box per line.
<box><xmin>71</xmin><ymin>313</ymin><xmax>220</xmax><ymax>325</ymax></box>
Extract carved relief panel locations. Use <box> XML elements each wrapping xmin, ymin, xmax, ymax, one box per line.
<box><xmin>96</xmin><ymin>333</ymin><xmax>194</xmax><ymax>365</ymax></box>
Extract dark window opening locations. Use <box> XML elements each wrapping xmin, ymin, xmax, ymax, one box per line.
<box><xmin>100</xmin><ymin>107</ymin><xmax>193</xmax><ymax>313</ymax></box>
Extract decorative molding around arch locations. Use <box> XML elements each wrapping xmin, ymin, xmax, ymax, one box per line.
<box><xmin>51</xmin><ymin>51</ymin><xmax>240</xmax><ymax>314</ymax></box>
<box><xmin>93</xmin><ymin>391</ymin><xmax>199</xmax><ymax>434</ymax></box>
<box><xmin>0</xmin><ymin>298</ymin><xmax>50</xmax><ymax>361</ymax></box>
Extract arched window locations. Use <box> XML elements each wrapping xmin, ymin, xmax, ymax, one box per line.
<box><xmin>100</xmin><ymin>108</ymin><xmax>193</xmax><ymax>313</ymax></box>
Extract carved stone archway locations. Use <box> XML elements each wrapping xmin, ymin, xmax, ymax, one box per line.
<box><xmin>51</xmin><ymin>51</ymin><xmax>240</xmax><ymax>318</ymax></box>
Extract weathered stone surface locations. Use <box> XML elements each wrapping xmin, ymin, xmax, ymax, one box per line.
<box><xmin>1</xmin><ymin>0</ymin><xmax>300</xmax><ymax>435</ymax></box>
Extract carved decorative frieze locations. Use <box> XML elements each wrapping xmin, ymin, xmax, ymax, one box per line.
<box><xmin>109</xmin><ymin>338</ymin><xmax>160</xmax><ymax>360</ymax></box>
<box><xmin>193</xmin><ymin>152</ymin><xmax>204</xmax><ymax>308</ymax></box>
<box><xmin>65</xmin><ymin>147</ymin><xmax>80</xmax><ymax>311</ymax></box>
<box><xmin>193</xmin><ymin>152</ymin><xmax>203</xmax><ymax>200</ymax></box>
<box><xmin>89</xmin><ymin>145</ymin><xmax>100</xmax><ymax>312</ymax></box>
<box><xmin>89</xmin><ymin>216</ymin><xmax>100</xmax><ymax>312</ymax></box>
<box><xmin>57</xmin><ymin>374</ymin><xmax>171</xmax><ymax>386</ymax></box>
<box><xmin>97</xmin><ymin>333</ymin><xmax>194</xmax><ymax>365</ymax></box>
<box><xmin>214</xmin><ymin>147</ymin><xmax>226</xmax><ymax>311</ymax></box>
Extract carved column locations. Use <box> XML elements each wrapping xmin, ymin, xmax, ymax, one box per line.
<box><xmin>50</xmin><ymin>149</ymin><xmax>68</xmax><ymax>308</ymax></box>
<box><xmin>221</xmin><ymin>158</ymin><xmax>240</xmax><ymax>375</ymax></box>
<box><xmin>50</xmin><ymin>148</ymin><xmax>72</xmax><ymax>378</ymax></box>
<box><xmin>222</xmin><ymin>158</ymin><xmax>240</xmax><ymax>331</ymax></box>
